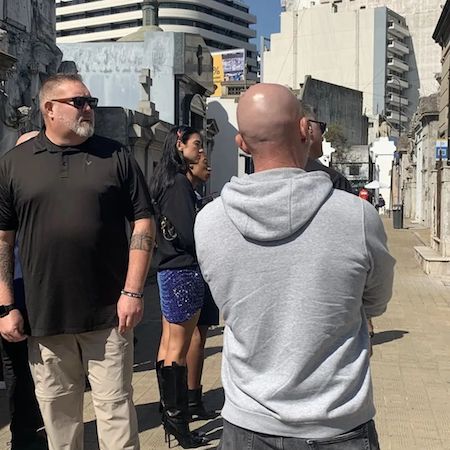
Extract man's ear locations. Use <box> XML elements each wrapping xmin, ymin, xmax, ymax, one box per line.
<box><xmin>299</xmin><ymin>117</ymin><xmax>310</xmax><ymax>142</ymax></box>
<box><xmin>235</xmin><ymin>133</ymin><xmax>250</xmax><ymax>155</ymax></box>
<box><xmin>44</xmin><ymin>100</ymin><xmax>55</xmax><ymax>120</ymax></box>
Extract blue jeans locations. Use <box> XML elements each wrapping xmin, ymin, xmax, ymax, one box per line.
<box><xmin>219</xmin><ymin>419</ymin><xmax>380</xmax><ymax>450</ymax></box>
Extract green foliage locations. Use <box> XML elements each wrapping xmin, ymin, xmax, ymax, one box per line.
<box><xmin>324</xmin><ymin>123</ymin><xmax>348</xmax><ymax>160</ymax></box>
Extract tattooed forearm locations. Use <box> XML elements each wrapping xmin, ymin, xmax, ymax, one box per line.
<box><xmin>130</xmin><ymin>233</ymin><xmax>154</xmax><ymax>252</ymax></box>
<box><xmin>0</xmin><ymin>241</ymin><xmax>13</xmax><ymax>288</ymax></box>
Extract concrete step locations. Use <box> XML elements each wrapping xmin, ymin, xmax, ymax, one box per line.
<box><xmin>414</xmin><ymin>245</ymin><xmax>450</xmax><ymax>276</ymax></box>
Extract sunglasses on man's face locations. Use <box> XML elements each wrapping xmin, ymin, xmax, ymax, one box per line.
<box><xmin>51</xmin><ymin>96</ymin><xmax>99</xmax><ymax>110</ymax></box>
<box><xmin>309</xmin><ymin>120</ymin><xmax>327</xmax><ymax>135</ymax></box>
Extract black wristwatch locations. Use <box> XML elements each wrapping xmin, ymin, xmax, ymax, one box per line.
<box><xmin>0</xmin><ymin>304</ymin><xmax>17</xmax><ymax>318</ymax></box>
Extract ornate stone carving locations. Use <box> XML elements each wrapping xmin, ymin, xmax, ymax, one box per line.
<box><xmin>0</xmin><ymin>0</ymin><xmax>62</xmax><ymax>152</ymax></box>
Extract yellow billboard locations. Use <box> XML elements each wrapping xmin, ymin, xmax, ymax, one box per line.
<box><xmin>212</xmin><ymin>49</ymin><xmax>246</xmax><ymax>97</ymax></box>
<box><xmin>213</xmin><ymin>53</ymin><xmax>224</xmax><ymax>96</ymax></box>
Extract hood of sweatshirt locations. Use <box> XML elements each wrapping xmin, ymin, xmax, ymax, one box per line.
<box><xmin>221</xmin><ymin>168</ymin><xmax>333</xmax><ymax>242</ymax></box>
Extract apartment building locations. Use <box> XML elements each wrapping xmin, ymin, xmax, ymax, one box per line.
<box><xmin>281</xmin><ymin>0</ymin><xmax>443</xmax><ymax>97</ymax></box>
<box><xmin>55</xmin><ymin>0</ymin><xmax>258</xmax><ymax>78</ymax></box>
<box><xmin>263</xmin><ymin>5</ymin><xmax>411</xmax><ymax>134</ymax></box>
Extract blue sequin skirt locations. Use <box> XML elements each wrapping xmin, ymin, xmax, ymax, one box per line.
<box><xmin>157</xmin><ymin>267</ymin><xmax>205</xmax><ymax>323</ymax></box>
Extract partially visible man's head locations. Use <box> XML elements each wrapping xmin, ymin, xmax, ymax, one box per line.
<box><xmin>235</xmin><ymin>84</ymin><xmax>310</xmax><ymax>171</ymax></box>
<box><xmin>303</xmin><ymin>104</ymin><xmax>325</xmax><ymax>160</ymax></box>
<box><xmin>39</xmin><ymin>74</ymin><xmax>96</xmax><ymax>143</ymax></box>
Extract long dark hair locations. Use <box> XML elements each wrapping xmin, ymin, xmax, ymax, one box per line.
<box><xmin>149</xmin><ymin>125</ymin><xmax>200</xmax><ymax>202</ymax></box>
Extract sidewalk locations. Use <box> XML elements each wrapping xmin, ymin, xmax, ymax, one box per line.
<box><xmin>371</xmin><ymin>218</ymin><xmax>450</xmax><ymax>450</ymax></box>
<box><xmin>1</xmin><ymin>218</ymin><xmax>450</xmax><ymax>449</ymax></box>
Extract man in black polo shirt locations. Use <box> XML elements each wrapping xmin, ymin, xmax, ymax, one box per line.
<box><xmin>0</xmin><ymin>74</ymin><xmax>154</xmax><ymax>450</ymax></box>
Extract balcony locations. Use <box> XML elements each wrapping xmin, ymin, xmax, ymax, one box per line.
<box><xmin>387</xmin><ymin>40</ymin><xmax>409</xmax><ymax>56</ymax></box>
<box><xmin>386</xmin><ymin>110</ymin><xmax>408</xmax><ymax>123</ymax></box>
<box><xmin>388</xmin><ymin>21</ymin><xmax>409</xmax><ymax>38</ymax></box>
<box><xmin>388</xmin><ymin>57</ymin><xmax>409</xmax><ymax>72</ymax></box>
<box><xmin>386</xmin><ymin>93</ymin><xmax>409</xmax><ymax>107</ymax></box>
<box><xmin>387</xmin><ymin>74</ymin><xmax>409</xmax><ymax>91</ymax></box>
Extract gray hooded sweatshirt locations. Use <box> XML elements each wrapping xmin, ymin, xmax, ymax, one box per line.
<box><xmin>194</xmin><ymin>168</ymin><xmax>395</xmax><ymax>439</ymax></box>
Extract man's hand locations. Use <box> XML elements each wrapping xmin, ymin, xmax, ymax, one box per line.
<box><xmin>117</xmin><ymin>295</ymin><xmax>144</xmax><ymax>334</ymax></box>
<box><xmin>0</xmin><ymin>309</ymin><xmax>27</xmax><ymax>342</ymax></box>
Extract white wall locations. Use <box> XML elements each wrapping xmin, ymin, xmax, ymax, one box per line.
<box><xmin>370</xmin><ymin>137</ymin><xmax>396</xmax><ymax>209</ymax></box>
<box><xmin>207</xmin><ymin>97</ymin><xmax>247</xmax><ymax>195</ymax></box>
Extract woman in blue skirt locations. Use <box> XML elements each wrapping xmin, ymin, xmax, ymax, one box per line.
<box><xmin>149</xmin><ymin>125</ymin><xmax>208</xmax><ymax>449</ymax></box>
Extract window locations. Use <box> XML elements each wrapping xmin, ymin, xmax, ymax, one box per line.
<box><xmin>349</xmin><ymin>165</ymin><xmax>360</xmax><ymax>176</ymax></box>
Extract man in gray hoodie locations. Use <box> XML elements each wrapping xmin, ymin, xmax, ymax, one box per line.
<box><xmin>194</xmin><ymin>83</ymin><xmax>395</xmax><ymax>450</ymax></box>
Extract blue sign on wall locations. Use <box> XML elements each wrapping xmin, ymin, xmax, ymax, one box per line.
<box><xmin>436</xmin><ymin>140</ymin><xmax>448</xmax><ymax>160</ymax></box>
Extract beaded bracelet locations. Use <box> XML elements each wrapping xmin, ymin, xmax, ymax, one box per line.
<box><xmin>121</xmin><ymin>289</ymin><xmax>144</xmax><ymax>299</ymax></box>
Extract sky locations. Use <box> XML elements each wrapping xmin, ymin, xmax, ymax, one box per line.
<box><xmin>245</xmin><ymin>0</ymin><xmax>282</xmax><ymax>49</ymax></box>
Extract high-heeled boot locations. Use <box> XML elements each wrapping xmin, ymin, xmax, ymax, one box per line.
<box><xmin>156</xmin><ymin>360</ymin><xmax>164</xmax><ymax>418</ymax></box>
<box><xmin>161</xmin><ymin>363</ymin><xmax>209</xmax><ymax>449</ymax></box>
<box><xmin>188</xmin><ymin>386</ymin><xmax>218</xmax><ymax>421</ymax></box>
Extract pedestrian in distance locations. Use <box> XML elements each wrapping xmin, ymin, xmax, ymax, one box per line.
<box><xmin>358</xmin><ymin>187</ymin><xmax>370</xmax><ymax>202</ymax></box>
<box><xmin>0</xmin><ymin>73</ymin><xmax>155</xmax><ymax>450</ymax></box>
<box><xmin>186</xmin><ymin>153</ymin><xmax>219</xmax><ymax>422</ymax></box>
<box><xmin>195</xmin><ymin>83</ymin><xmax>395</xmax><ymax>450</ymax></box>
<box><xmin>150</xmin><ymin>125</ymin><xmax>209</xmax><ymax>448</ymax></box>
<box><xmin>377</xmin><ymin>194</ymin><xmax>386</xmax><ymax>215</ymax></box>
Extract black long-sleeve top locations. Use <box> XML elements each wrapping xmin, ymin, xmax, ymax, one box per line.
<box><xmin>154</xmin><ymin>173</ymin><xmax>198</xmax><ymax>270</ymax></box>
<box><xmin>305</xmin><ymin>159</ymin><xmax>354</xmax><ymax>194</ymax></box>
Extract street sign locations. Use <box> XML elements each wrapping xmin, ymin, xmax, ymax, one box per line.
<box><xmin>435</xmin><ymin>139</ymin><xmax>448</xmax><ymax>160</ymax></box>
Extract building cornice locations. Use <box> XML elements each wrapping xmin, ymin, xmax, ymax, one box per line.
<box><xmin>433</xmin><ymin>0</ymin><xmax>450</xmax><ymax>46</ymax></box>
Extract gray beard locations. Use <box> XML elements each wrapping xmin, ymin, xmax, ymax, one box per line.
<box><xmin>71</xmin><ymin>119</ymin><xmax>94</xmax><ymax>138</ymax></box>
<box><xmin>59</xmin><ymin>115</ymin><xmax>95</xmax><ymax>138</ymax></box>
<box><xmin>73</xmin><ymin>120</ymin><xmax>94</xmax><ymax>138</ymax></box>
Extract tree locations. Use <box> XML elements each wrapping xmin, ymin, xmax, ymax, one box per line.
<box><xmin>324</xmin><ymin>123</ymin><xmax>348</xmax><ymax>160</ymax></box>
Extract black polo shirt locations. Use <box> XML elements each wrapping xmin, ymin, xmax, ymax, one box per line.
<box><xmin>0</xmin><ymin>132</ymin><xmax>153</xmax><ymax>337</ymax></box>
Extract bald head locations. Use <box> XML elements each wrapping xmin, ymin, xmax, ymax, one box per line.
<box><xmin>236</xmin><ymin>84</ymin><xmax>310</xmax><ymax>171</ymax></box>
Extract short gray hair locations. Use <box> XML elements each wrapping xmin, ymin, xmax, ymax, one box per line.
<box><xmin>302</xmin><ymin>103</ymin><xmax>317</xmax><ymax>120</ymax></box>
<box><xmin>39</xmin><ymin>73</ymin><xmax>84</xmax><ymax>112</ymax></box>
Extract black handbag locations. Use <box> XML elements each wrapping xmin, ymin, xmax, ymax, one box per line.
<box><xmin>152</xmin><ymin>199</ymin><xmax>178</xmax><ymax>242</ymax></box>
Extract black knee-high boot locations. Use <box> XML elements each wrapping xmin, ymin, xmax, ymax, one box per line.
<box><xmin>156</xmin><ymin>360</ymin><xmax>164</xmax><ymax>418</ymax></box>
<box><xmin>188</xmin><ymin>386</ymin><xmax>218</xmax><ymax>421</ymax></box>
<box><xmin>161</xmin><ymin>363</ymin><xmax>208</xmax><ymax>449</ymax></box>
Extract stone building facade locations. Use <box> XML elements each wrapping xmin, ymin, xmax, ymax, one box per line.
<box><xmin>0</xmin><ymin>0</ymin><xmax>62</xmax><ymax>154</ymax></box>
<box><xmin>414</xmin><ymin>1</ymin><xmax>450</xmax><ymax>277</ymax></box>
<box><xmin>403</xmin><ymin>94</ymin><xmax>439</xmax><ymax>227</ymax></box>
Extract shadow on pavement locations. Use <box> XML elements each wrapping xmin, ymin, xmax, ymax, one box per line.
<box><xmin>204</xmin><ymin>386</ymin><xmax>224</xmax><ymax>407</ymax></box>
<box><xmin>195</xmin><ymin>386</ymin><xmax>225</xmax><ymax>443</ymax></box>
<box><xmin>207</xmin><ymin>326</ymin><xmax>224</xmax><ymax>338</ymax></box>
<box><xmin>136</xmin><ymin>400</ymin><xmax>164</xmax><ymax>433</ymax></box>
<box><xmin>371</xmin><ymin>330</ymin><xmax>409</xmax><ymax>345</ymax></box>
<box><xmin>196</xmin><ymin>415</ymin><xmax>223</xmax><ymax>443</ymax></box>
<box><xmin>205</xmin><ymin>346</ymin><xmax>223</xmax><ymax>359</ymax></box>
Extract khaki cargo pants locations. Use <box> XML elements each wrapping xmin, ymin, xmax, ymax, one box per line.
<box><xmin>28</xmin><ymin>327</ymin><xmax>139</xmax><ymax>450</ymax></box>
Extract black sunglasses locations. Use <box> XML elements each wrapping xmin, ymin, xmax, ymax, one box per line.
<box><xmin>309</xmin><ymin>120</ymin><xmax>327</xmax><ymax>135</ymax></box>
<box><xmin>51</xmin><ymin>96</ymin><xmax>98</xmax><ymax>110</ymax></box>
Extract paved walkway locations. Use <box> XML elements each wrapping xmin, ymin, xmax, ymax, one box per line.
<box><xmin>1</xmin><ymin>218</ymin><xmax>450</xmax><ymax>449</ymax></box>
<box><xmin>371</xmin><ymin>219</ymin><xmax>450</xmax><ymax>450</ymax></box>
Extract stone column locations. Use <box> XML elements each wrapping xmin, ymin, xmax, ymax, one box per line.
<box><xmin>430</xmin><ymin>169</ymin><xmax>438</xmax><ymax>251</ymax></box>
<box><xmin>440</xmin><ymin>166</ymin><xmax>450</xmax><ymax>257</ymax></box>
